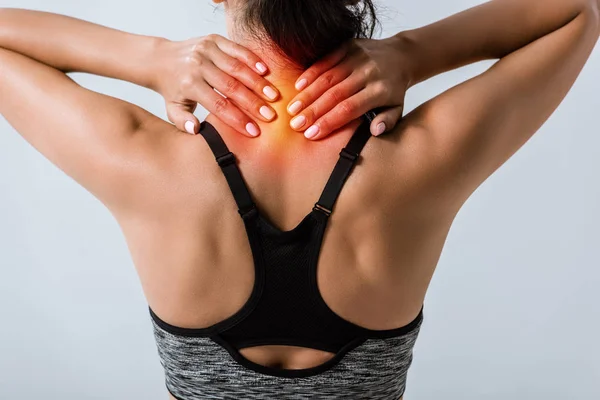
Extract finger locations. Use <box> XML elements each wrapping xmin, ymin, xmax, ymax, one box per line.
<box><xmin>193</xmin><ymin>82</ymin><xmax>261</xmax><ymax>138</ymax></box>
<box><xmin>207</xmin><ymin>42</ymin><xmax>280</xmax><ymax>103</ymax></box>
<box><xmin>287</xmin><ymin>61</ymin><xmax>355</xmax><ymax>117</ymax></box>
<box><xmin>201</xmin><ymin>60</ymin><xmax>277</xmax><ymax>123</ymax></box>
<box><xmin>166</xmin><ymin>101</ymin><xmax>200</xmax><ymax>135</ymax></box>
<box><xmin>370</xmin><ymin>105</ymin><xmax>404</xmax><ymax>136</ymax></box>
<box><xmin>212</xmin><ymin>34</ymin><xmax>270</xmax><ymax>76</ymax></box>
<box><xmin>294</xmin><ymin>41</ymin><xmax>351</xmax><ymax>91</ymax></box>
<box><xmin>289</xmin><ymin>73</ymin><xmax>364</xmax><ymax>132</ymax></box>
<box><xmin>303</xmin><ymin>89</ymin><xmax>383</xmax><ymax>141</ymax></box>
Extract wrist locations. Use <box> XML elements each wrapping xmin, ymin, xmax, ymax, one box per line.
<box><xmin>139</xmin><ymin>35</ymin><xmax>170</xmax><ymax>93</ymax></box>
<box><xmin>391</xmin><ymin>30</ymin><xmax>420</xmax><ymax>90</ymax></box>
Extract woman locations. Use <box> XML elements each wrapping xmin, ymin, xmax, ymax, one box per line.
<box><xmin>0</xmin><ymin>0</ymin><xmax>598</xmax><ymax>399</ymax></box>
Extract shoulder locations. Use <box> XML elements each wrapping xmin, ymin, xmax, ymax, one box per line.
<box><xmin>371</xmin><ymin>109</ymin><xmax>465</xmax><ymax>219</ymax></box>
<box><xmin>107</xmin><ymin>118</ymin><xmax>220</xmax><ymax>220</ymax></box>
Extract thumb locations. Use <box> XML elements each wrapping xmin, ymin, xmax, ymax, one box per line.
<box><xmin>370</xmin><ymin>105</ymin><xmax>404</xmax><ymax>137</ymax></box>
<box><xmin>166</xmin><ymin>101</ymin><xmax>200</xmax><ymax>135</ymax></box>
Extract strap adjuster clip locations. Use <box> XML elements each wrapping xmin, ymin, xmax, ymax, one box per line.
<box><xmin>313</xmin><ymin>203</ymin><xmax>332</xmax><ymax>217</ymax></box>
<box><xmin>364</xmin><ymin>110</ymin><xmax>377</xmax><ymax>123</ymax></box>
<box><xmin>238</xmin><ymin>204</ymin><xmax>258</xmax><ymax>220</ymax></box>
<box><xmin>340</xmin><ymin>148</ymin><xmax>358</xmax><ymax>162</ymax></box>
<box><xmin>216</xmin><ymin>152</ymin><xmax>236</xmax><ymax>168</ymax></box>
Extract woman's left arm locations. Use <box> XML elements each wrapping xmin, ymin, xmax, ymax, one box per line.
<box><xmin>0</xmin><ymin>45</ymin><xmax>163</xmax><ymax>212</ymax></box>
<box><xmin>0</xmin><ymin>8</ymin><xmax>276</xmax><ymax>214</ymax></box>
<box><xmin>0</xmin><ymin>8</ymin><xmax>161</xmax><ymax>93</ymax></box>
<box><xmin>0</xmin><ymin>8</ymin><xmax>171</xmax><ymax>212</ymax></box>
<box><xmin>0</xmin><ymin>8</ymin><xmax>280</xmax><ymax>137</ymax></box>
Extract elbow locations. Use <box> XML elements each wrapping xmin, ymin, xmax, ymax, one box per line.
<box><xmin>586</xmin><ymin>0</ymin><xmax>600</xmax><ymax>29</ymax></box>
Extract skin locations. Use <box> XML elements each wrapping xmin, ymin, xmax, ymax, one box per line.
<box><xmin>284</xmin><ymin>38</ymin><xmax>411</xmax><ymax>140</ymax></box>
<box><xmin>153</xmin><ymin>33</ymin><xmax>282</xmax><ymax>137</ymax></box>
<box><xmin>0</xmin><ymin>1</ymin><xmax>598</xmax><ymax>399</ymax></box>
<box><xmin>212</xmin><ymin>0</ymin><xmax>413</xmax><ymax>140</ymax></box>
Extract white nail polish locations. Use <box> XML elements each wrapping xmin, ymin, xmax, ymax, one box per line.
<box><xmin>246</xmin><ymin>122</ymin><xmax>260</xmax><ymax>137</ymax></box>
<box><xmin>305</xmin><ymin>125</ymin><xmax>320</xmax><ymax>139</ymax></box>
<box><xmin>296</xmin><ymin>78</ymin><xmax>308</xmax><ymax>91</ymax></box>
<box><xmin>185</xmin><ymin>120</ymin><xmax>195</xmax><ymax>134</ymax></box>
<box><xmin>256</xmin><ymin>62</ymin><xmax>267</xmax><ymax>74</ymax></box>
<box><xmin>263</xmin><ymin>86</ymin><xmax>278</xmax><ymax>100</ymax></box>
<box><xmin>260</xmin><ymin>106</ymin><xmax>275</xmax><ymax>120</ymax></box>
<box><xmin>288</xmin><ymin>101</ymin><xmax>303</xmax><ymax>115</ymax></box>
<box><xmin>291</xmin><ymin>115</ymin><xmax>306</xmax><ymax>130</ymax></box>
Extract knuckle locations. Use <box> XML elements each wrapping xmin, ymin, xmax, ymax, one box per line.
<box><xmin>322</xmin><ymin>72</ymin><xmax>336</xmax><ymax>86</ymax></box>
<box><xmin>252</xmin><ymin>79</ymin><xmax>265</xmax><ymax>93</ymax></box>
<box><xmin>317</xmin><ymin>118</ymin><xmax>331</xmax><ymax>134</ymax></box>
<box><xmin>327</xmin><ymin>87</ymin><xmax>346</xmax><ymax>104</ymax></box>
<box><xmin>228</xmin><ymin>59</ymin><xmax>244</xmax><ymax>74</ymax></box>
<box><xmin>248</xmin><ymin>95</ymin><xmax>263</xmax><ymax>112</ymax></box>
<box><xmin>187</xmin><ymin>50</ymin><xmax>205</xmax><ymax>67</ymax></box>
<box><xmin>180</xmin><ymin>74</ymin><xmax>196</xmax><ymax>91</ymax></box>
<box><xmin>304</xmin><ymin>70</ymin><xmax>319</xmax><ymax>83</ymax></box>
<box><xmin>363</xmin><ymin>61</ymin><xmax>379</xmax><ymax>79</ymax></box>
<box><xmin>213</xmin><ymin>97</ymin><xmax>230</xmax><ymax>114</ymax></box>
<box><xmin>362</xmin><ymin>65</ymin><xmax>374</xmax><ymax>79</ymax></box>
<box><xmin>237</xmin><ymin>50</ymin><xmax>252</xmax><ymax>65</ymax></box>
<box><xmin>224</xmin><ymin>78</ymin><xmax>241</xmax><ymax>93</ymax></box>
<box><xmin>372</xmin><ymin>81</ymin><xmax>390</xmax><ymax>100</ymax></box>
<box><xmin>371</xmin><ymin>61</ymin><xmax>382</xmax><ymax>76</ymax></box>
<box><xmin>193</xmin><ymin>39</ymin><xmax>208</xmax><ymax>54</ymax></box>
<box><xmin>303</xmin><ymin>107</ymin><xmax>317</xmax><ymax>123</ymax></box>
<box><xmin>338</xmin><ymin>100</ymin><xmax>356</xmax><ymax>116</ymax></box>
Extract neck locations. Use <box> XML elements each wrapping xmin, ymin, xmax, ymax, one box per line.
<box><xmin>205</xmin><ymin>38</ymin><xmax>361</xmax><ymax>147</ymax></box>
<box><xmin>206</xmin><ymin>42</ymin><xmax>308</xmax><ymax>146</ymax></box>
<box><xmin>245</xmin><ymin>40</ymin><xmax>308</xmax><ymax>142</ymax></box>
<box><xmin>207</xmin><ymin>72</ymin><xmax>308</xmax><ymax>148</ymax></box>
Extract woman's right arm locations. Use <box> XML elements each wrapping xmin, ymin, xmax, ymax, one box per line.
<box><xmin>403</xmin><ymin>0</ymin><xmax>599</xmax><ymax>213</ymax></box>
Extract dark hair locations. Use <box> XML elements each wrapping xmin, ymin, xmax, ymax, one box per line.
<box><xmin>238</xmin><ymin>0</ymin><xmax>379</xmax><ymax>69</ymax></box>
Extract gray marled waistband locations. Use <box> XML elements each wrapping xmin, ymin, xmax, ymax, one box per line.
<box><xmin>150</xmin><ymin>316</ymin><xmax>422</xmax><ymax>400</ymax></box>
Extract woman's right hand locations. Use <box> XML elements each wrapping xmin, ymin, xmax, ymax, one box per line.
<box><xmin>152</xmin><ymin>34</ymin><xmax>280</xmax><ymax>137</ymax></box>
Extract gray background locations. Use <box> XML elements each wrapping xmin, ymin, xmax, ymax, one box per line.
<box><xmin>0</xmin><ymin>0</ymin><xmax>598</xmax><ymax>399</ymax></box>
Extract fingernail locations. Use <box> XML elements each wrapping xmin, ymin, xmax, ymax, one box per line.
<box><xmin>305</xmin><ymin>125</ymin><xmax>320</xmax><ymax>139</ymax></box>
<box><xmin>185</xmin><ymin>120</ymin><xmax>196</xmax><ymax>134</ymax></box>
<box><xmin>288</xmin><ymin>101</ymin><xmax>303</xmax><ymax>116</ymax></box>
<box><xmin>256</xmin><ymin>62</ymin><xmax>267</xmax><ymax>74</ymax></box>
<box><xmin>290</xmin><ymin>115</ymin><xmax>306</xmax><ymax>130</ymax></box>
<box><xmin>295</xmin><ymin>78</ymin><xmax>308</xmax><ymax>91</ymax></box>
<box><xmin>375</xmin><ymin>122</ymin><xmax>386</xmax><ymax>136</ymax></box>
<box><xmin>246</xmin><ymin>122</ymin><xmax>260</xmax><ymax>137</ymax></box>
<box><xmin>263</xmin><ymin>86</ymin><xmax>278</xmax><ymax>100</ymax></box>
<box><xmin>260</xmin><ymin>105</ymin><xmax>276</xmax><ymax>120</ymax></box>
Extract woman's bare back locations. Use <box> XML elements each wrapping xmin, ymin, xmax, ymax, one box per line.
<box><xmin>113</xmin><ymin>111</ymin><xmax>454</xmax><ymax>371</ymax></box>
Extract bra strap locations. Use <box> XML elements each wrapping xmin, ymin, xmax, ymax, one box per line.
<box><xmin>198</xmin><ymin>121</ymin><xmax>258</xmax><ymax>220</ymax></box>
<box><xmin>313</xmin><ymin>112</ymin><xmax>375</xmax><ymax>217</ymax></box>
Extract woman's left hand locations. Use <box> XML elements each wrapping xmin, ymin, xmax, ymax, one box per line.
<box><xmin>286</xmin><ymin>35</ymin><xmax>414</xmax><ymax>140</ymax></box>
<box><xmin>152</xmin><ymin>34</ymin><xmax>279</xmax><ymax>137</ymax></box>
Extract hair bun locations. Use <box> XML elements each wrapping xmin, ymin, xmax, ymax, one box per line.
<box><xmin>240</xmin><ymin>0</ymin><xmax>378</xmax><ymax>68</ymax></box>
